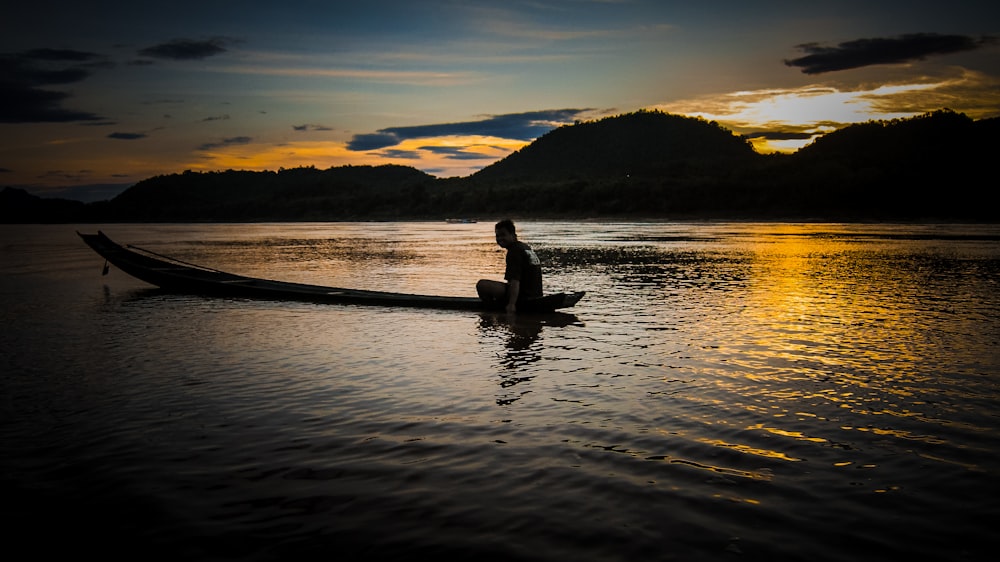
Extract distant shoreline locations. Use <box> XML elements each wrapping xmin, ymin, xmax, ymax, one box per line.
<box><xmin>4</xmin><ymin>110</ymin><xmax>998</xmax><ymax>224</ymax></box>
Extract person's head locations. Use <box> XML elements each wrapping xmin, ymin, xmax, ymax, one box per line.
<box><xmin>494</xmin><ymin>219</ymin><xmax>517</xmax><ymax>248</ymax></box>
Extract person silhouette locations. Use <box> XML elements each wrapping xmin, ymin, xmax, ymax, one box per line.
<box><xmin>476</xmin><ymin>219</ymin><xmax>542</xmax><ymax>315</ymax></box>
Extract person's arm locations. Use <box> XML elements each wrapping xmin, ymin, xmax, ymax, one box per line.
<box><xmin>506</xmin><ymin>279</ymin><xmax>520</xmax><ymax>314</ymax></box>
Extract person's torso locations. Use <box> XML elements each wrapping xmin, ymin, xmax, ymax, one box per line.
<box><xmin>505</xmin><ymin>242</ymin><xmax>543</xmax><ymax>298</ymax></box>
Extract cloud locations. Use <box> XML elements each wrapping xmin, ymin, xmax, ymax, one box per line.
<box><xmin>197</xmin><ymin>136</ymin><xmax>253</xmax><ymax>151</ymax></box>
<box><xmin>785</xmin><ymin>33</ymin><xmax>997</xmax><ymax>74</ymax></box>
<box><xmin>347</xmin><ymin>108</ymin><xmax>590</xmax><ymax>151</ymax></box>
<box><xmin>0</xmin><ymin>48</ymin><xmax>108</xmax><ymax>122</ymax></box>
<box><xmin>22</xmin><ymin>48</ymin><xmax>99</xmax><ymax>62</ymax></box>
<box><xmin>0</xmin><ymin>88</ymin><xmax>102</xmax><ymax>123</ymax></box>
<box><xmin>201</xmin><ymin>114</ymin><xmax>230</xmax><ymax>122</ymax></box>
<box><xmin>36</xmin><ymin>169</ymin><xmax>97</xmax><ymax>183</ymax></box>
<box><xmin>108</xmin><ymin>132</ymin><xmax>147</xmax><ymax>140</ymax></box>
<box><xmin>349</xmin><ymin>132</ymin><xmax>402</xmax><ymax>151</ymax></box>
<box><xmin>138</xmin><ymin>38</ymin><xmax>230</xmax><ymax>60</ymax></box>
<box><xmin>293</xmin><ymin>124</ymin><xmax>333</xmax><ymax>131</ymax></box>
<box><xmin>420</xmin><ymin>146</ymin><xmax>496</xmax><ymax>160</ymax></box>
<box><xmin>379</xmin><ymin>148</ymin><xmax>422</xmax><ymax>159</ymax></box>
<box><xmin>35</xmin><ymin>182</ymin><xmax>133</xmax><ymax>203</ymax></box>
<box><xmin>744</xmin><ymin>131</ymin><xmax>814</xmax><ymax>141</ymax></box>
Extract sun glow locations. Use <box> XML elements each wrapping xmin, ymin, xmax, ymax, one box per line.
<box><xmin>655</xmin><ymin>81</ymin><xmax>945</xmax><ymax>153</ymax></box>
<box><xmin>184</xmin><ymin>136</ymin><xmax>529</xmax><ymax>178</ymax></box>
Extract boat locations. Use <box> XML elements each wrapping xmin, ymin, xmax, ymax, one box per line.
<box><xmin>78</xmin><ymin>231</ymin><xmax>585</xmax><ymax>312</ymax></box>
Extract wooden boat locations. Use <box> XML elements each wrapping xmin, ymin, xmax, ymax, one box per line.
<box><xmin>78</xmin><ymin>231</ymin><xmax>585</xmax><ymax>312</ymax></box>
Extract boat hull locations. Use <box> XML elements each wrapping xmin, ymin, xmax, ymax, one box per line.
<box><xmin>78</xmin><ymin>231</ymin><xmax>584</xmax><ymax>312</ymax></box>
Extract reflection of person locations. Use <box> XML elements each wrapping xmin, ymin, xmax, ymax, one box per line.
<box><xmin>477</xmin><ymin>313</ymin><xmax>544</xmax><ymax>405</ymax></box>
<box><xmin>476</xmin><ymin>219</ymin><xmax>542</xmax><ymax>314</ymax></box>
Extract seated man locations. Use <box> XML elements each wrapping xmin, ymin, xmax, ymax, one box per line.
<box><xmin>477</xmin><ymin>219</ymin><xmax>542</xmax><ymax>314</ymax></box>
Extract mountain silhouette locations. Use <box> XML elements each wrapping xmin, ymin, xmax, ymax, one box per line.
<box><xmin>2</xmin><ymin>109</ymin><xmax>996</xmax><ymax>222</ymax></box>
<box><xmin>470</xmin><ymin>110</ymin><xmax>757</xmax><ymax>183</ymax></box>
<box><xmin>107</xmin><ymin>165</ymin><xmax>435</xmax><ymax>221</ymax></box>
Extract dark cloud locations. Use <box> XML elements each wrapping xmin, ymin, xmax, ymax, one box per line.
<box><xmin>420</xmin><ymin>146</ymin><xmax>496</xmax><ymax>160</ymax></box>
<box><xmin>108</xmin><ymin>132</ymin><xmax>147</xmax><ymax>140</ymax></box>
<box><xmin>746</xmin><ymin>131</ymin><xmax>814</xmax><ymax>141</ymax></box>
<box><xmin>0</xmin><ymin>48</ymin><xmax>108</xmax><ymax>122</ymax></box>
<box><xmin>785</xmin><ymin>33</ymin><xmax>996</xmax><ymax>74</ymax></box>
<box><xmin>138</xmin><ymin>38</ymin><xmax>230</xmax><ymax>60</ymax></box>
<box><xmin>34</xmin><ymin>182</ymin><xmax>132</xmax><ymax>203</ymax></box>
<box><xmin>197</xmin><ymin>136</ymin><xmax>253</xmax><ymax>151</ymax></box>
<box><xmin>379</xmin><ymin>149</ymin><xmax>421</xmax><ymax>159</ymax></box>
<box><xmin>347</xmin><ymin>109</ymin><xmax>590</xmax><ymax>151</ymax></box>
<box><xmin>293</xmin><ymin>124</ymin><xmax>333</xmax><ymax>131</ymax></box>
<box><xmin>19</xmin><ymin>48</ymin><xmax>114</xmax><ymax>76</ymax></box>
<box><xmin>22</xmin><ymin>48</ymin><xmax>101</xmax><ymax>62</ymax></box>
<box><xmin>13</xmin><ymin>66</ymin><xmax>91</xmax><ymax>85</ymax></box>
<box><xmin>378</xmin><ymin>146</ymin><xmax>499</xmax><ymax>161</ymax></box>
<box><xmin>201</xmin><ymin>114</ymin><xmax>230</xmax><ymax>122</ymax></box>
<box><xmin>349</xmin><ymin>132</ymin><xmax>402</xmax><ymax>151</ymax></box>
<box><xmin>0</xmin><ymin>88</ymin><xmax>102</xmax><ymax>123</ymax></box>
<box><xmin>37</xmin><ymin>169</ymin><xmax>95</xmax><ymax>183</ymax></box>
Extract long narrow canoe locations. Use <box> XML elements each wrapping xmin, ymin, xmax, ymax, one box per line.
<box><xmin>78</xmin><ymin>231</ymin><xmax>585</xmax><ymax>312</ymax></box>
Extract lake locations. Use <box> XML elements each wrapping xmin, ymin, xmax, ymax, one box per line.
<box><xmin>2</xmin><ymin>221</ymin><xmax>999</xmax><ymax>561</ymax></box>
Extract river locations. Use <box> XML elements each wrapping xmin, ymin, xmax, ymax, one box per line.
<box><xmin>2</xmin><ymin>221</ymin><xmax>998</xmax><ymax>561</ymax></box>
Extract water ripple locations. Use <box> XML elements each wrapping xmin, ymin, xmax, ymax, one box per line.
<box><xmin>3</xmin><ymin>222</ymin><xmax>999</xmax><ymax>561</ymax></box>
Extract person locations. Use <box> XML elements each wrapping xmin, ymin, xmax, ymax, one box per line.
<box><xmin>477</xmin><ymin>219</ymin><xmax>543</xmax><ymax>314</ymax></box>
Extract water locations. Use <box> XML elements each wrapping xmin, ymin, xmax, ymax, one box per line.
<box><xmin>2</xmin><ymin>222</ymin><xmax>999</xmax><ymax>561</ymax></box>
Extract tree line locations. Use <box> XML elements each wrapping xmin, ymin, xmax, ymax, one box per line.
<box><xmin>3</xmin><ymin>109</ymin><xmax>997</xmax><ymax>223</ymax></box>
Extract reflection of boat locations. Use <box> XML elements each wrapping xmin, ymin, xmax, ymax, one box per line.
<box><xmin>78</xmin><ymin>231</ymin><xmax>585</xmax><ymax>312</ymax></box>
<box><xmin>479</xmin><ymin>311</ymin><xmax>581</xmax><ymax>329</ymax></box>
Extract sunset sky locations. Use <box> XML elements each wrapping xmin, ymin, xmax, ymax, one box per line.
<box><xmin>3</xmin><ymin>0</ymin><xmax>998</xmax><ymax>201</ymax></box>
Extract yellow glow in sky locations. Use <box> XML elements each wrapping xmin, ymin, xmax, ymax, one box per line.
<box><xmin>185</xmin><ymin>135</ymin><xmax>529</xmax><ymax>178</ymax></box>
<box><xmin>657</xmin><ymin>80</ymin><xmax>955</xmax><ymax>153</ymax></box>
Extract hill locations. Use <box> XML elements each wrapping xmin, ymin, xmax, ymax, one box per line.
<box><xmin>106</xmin><ymin>165</ymin><xmax>435</xmax><ymax>221</ymax></box>
<box><xmin>3</xmin><ymin>109</ymin><xmax>997</xmax><ymax>222</ymax></box>
<box><xmin>432</xmin><ymin>109</ymin><xmax>996</xmax><ymax>219</ymax></box>
<box><xmin>471</xmin><ymin>110</ymin><xmax>758</xmax><ymax>183</ymax></box>
<box><xmin>757</xmin><ymin>109</ymin><xmax>998</xmax><ymax>219</ymax></box>
<box><xmin>0</xmin><ymin>187</ymin><xmax>87</xmax><ymax>223</ymax></box>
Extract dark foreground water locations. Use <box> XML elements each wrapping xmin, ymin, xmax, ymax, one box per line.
<box><xmin>2</xmin><ymin>222</ymin><xmax>999</xmax><ymax>561</ymax></box>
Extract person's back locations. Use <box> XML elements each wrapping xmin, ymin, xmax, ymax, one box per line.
<box><xmin>506</xmin><ymin>240</ymin><xmax>542</xmax><ymax>299</ymax></box>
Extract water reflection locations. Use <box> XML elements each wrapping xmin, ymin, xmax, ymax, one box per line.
<box><xmin>478</xmin><ymin>312</ymin><xmax>581</xmax><ymax>405</ymax></box>
<box><xmin>5</xmin><ymin>222</ymin><xmax>1000</xmax><ymax>562</ymax></box>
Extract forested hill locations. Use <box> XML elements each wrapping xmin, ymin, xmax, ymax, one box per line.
<box><xmin>470</xmin><ymin>110</ymin><xmax>758</xmax><ymax>182</ymax></box>
<box><xmin>107</xmin><ymin>164</ymin><xmax>435</xmax><ymax>221</ymax></box>
<box><xmin>3</xmin><ymin>109</ymin><xmax>997</xmax><ymax>223</ymax></box>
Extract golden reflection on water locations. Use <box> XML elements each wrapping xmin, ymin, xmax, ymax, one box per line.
<box><xmin>698</xmin><ymin>435</ymin><xmax>804</xmax><ymax>462</ymax></box>
<box><xmin>716</xmin><ymin>228</ymin><xmax>950</xmax><ymax>384</ymax></box>
<box><xmin>632</xmin><ymin>223</ymin><xmax>1000</xmax><ymax>475</ymax></box>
